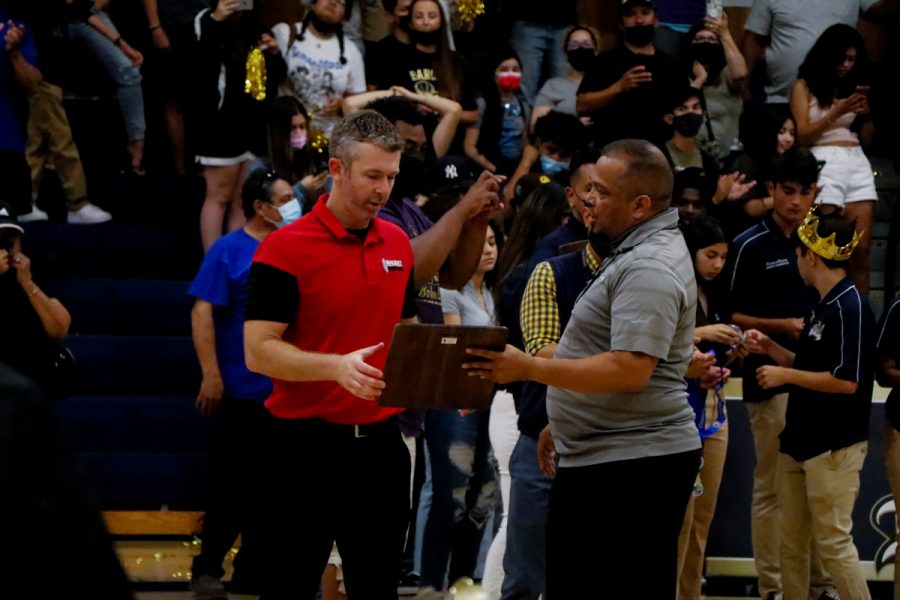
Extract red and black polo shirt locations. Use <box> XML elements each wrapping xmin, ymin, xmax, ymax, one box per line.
<box><xmin>245</xmin><ymin>196</ymin><xmax>417</xmax><ymax>423</ymax></box>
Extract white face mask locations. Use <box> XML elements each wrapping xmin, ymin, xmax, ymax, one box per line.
<box><xmin>265</xmin><ymin>198</ymin><xmax>302</xmax><ymax>228</ymax></box>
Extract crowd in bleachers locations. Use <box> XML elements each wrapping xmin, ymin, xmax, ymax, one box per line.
<box><xmin>3</xmin><ymin>0</ymin><xmax>900</xmax><ymax>599</ymax></box>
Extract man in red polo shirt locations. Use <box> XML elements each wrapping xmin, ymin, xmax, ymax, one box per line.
<box><xmin>244</xmin><ymin>110</ymin><xmax>418</xmax><ymax>600</ymax></box>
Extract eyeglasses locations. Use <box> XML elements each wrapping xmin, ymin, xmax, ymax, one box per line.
<box><xmin>566</xmin><ymin>40</ymin><xmax>595</xmax><ymax>51</ymax></box>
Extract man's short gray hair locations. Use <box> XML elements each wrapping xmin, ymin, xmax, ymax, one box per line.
<box><xmin>329</xmin><ymin>110</ymin><xmax>403</xmax><ymax>169</ymax></box>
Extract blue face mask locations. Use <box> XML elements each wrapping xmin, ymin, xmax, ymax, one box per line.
<box><xmin>539</xmin><ymin>154</ymin><xmax>569</xmax><ymax>176</ymax></box>
<box><xmin>272</xmin><ymin>198</ymin><xmax>301</xmax><ymax>228</ymax></box>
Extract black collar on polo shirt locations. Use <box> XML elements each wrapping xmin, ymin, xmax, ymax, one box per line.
<box><xmin>314</xmin><ymin>194</ymin><xmax>382</xmax><ymax>245</ymax></box>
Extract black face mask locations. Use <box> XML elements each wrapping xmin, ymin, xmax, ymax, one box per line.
<box><xmin>588</xmin><ymin>229</ymin><xmax>612</xmax><ymax>259</ymax></box>
<box><xmin>391</xmin><ymin>151</ymin><xmax>429</xmax><ymax>201</ymax></box>
<box><xmin>623</xmin><ymin>24</ymin><xmax>655</xmax><ymax>47</ymax></box>
<box><xmin>567</xmin><ymin>48</ymin><xmax>595</xmax><ymax>72</ymax></box>
<box><xmin>310</xmin><ymin>11</ymin><xmax>343</xmax><ymax>36</ymax></box>
<box><xmin>408</xmin><ymin>28</ymin><xmax>441</xmax><ymax>47</ymax></box>
<box><xmin>691</xmin><ymin>42</ymin><xmax>726</xmax><ymax>75</ymax></box>
<box><xmin>672</xmin><ymin>112</ymin><xmax>704</xmax><ymax>137</ymax></box>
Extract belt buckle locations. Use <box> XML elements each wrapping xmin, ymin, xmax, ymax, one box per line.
<box><xmin>354</xmin><ymin>424</ymin><xmax>367</xmax><ymax>439</ymax></box>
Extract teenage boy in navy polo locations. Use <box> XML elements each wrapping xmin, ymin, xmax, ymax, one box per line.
<box><xmin>724</xmin><ymin>147</ymin><xmax>829</xmax><ymax>600</ymax></box>
<box><xmin>188</xmin><ymin>170</ymin><xmax>299</xmax><ymax>598</ymax></box>
<box><xmin>244</xmin><ymin>111</ymin><xmax>418</xmax><ymax>600</ymax></box>
<box><xmin>746</xmin><ymin>208</ymin><xmax>875</xmax><ymax>600</ymax></box>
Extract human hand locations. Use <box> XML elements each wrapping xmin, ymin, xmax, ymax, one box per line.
<box><xmin>321</xmin><ymin>96</ymin><xmax>342</xmax><ymax>116</ymax></box>
<box><xmin>756</xmin><ymin>365</ymin><xmax>791</xmax><ymax>389</ymax></box>
<box><xmin>704</xmin><ymin>13</ymin><xmax>729</xmax><ymax>39</ymax></box>
<box><xmin>700</xmin><ymin>365</ymin><xmax>730</xmax><ymax>390</ymax></box>
<box><xmin>616</xmin><ymin>65</ymin><xmax>652</xmax><ymax>93</ymax></box>
<box><xmin>151</xmin><ymin>26</ymin><xmax>171</xmax><ymax>50</ymax></box>
<box><xmin>462</xmin><ymin>344</ymin><xmax>532</xmax><ymax>384</ymax></box>
<box><xmin>196</xmin><ymin>373</ymin><xmax>225</xmax><ymax>416</ymax></box>
<box><xmin>685</xmin><ymin>342</ymin><xmax>716</xmax><ymax>378</ymax></box>
<box><xmin>743</xmin><ymin>329</ymin><xmax>771</xmax><ymax>354</ymax></box>
<box><xmin>260</xmin><ymin>32</ymin><xmax>278</xmax><ymax>54</ymax></box>
<box><xmin>0</xmin><ymin>247</ymin><xmax>9</xmax><ymax>275</ymax></box>
<box><xmin>832</xmin><ymin>94</ymin><xmax>867</xmax><ymax>118</ymax></box>
<box><xmin>119</xmin><ymin>40</ymin><xmax>143</xmax><ymax>67</ymax></box>
<box><xmin>536</xmin><ymin>425</ymin><xmax>557</xmax><ymax>477</ymax></box>
<box><xmin>691</xmin><ymin>60</ymin><xmax>708</xmax><ymax>87</ymax></box>
<box><xmin>336</xmin><ymin>342</ymin><xmax>386</xmax><ymax>400</ymax></box>
<box><xmin>301</xmin><ymin>171</ymin><xmax>329</xmax><ymax>195</ymax></box>
<box><xmin>12</xmin><ymin>251</ymin><xmax>32</xmax><ymax>287</ymax></box>
<box><xmin>781</xmin><ymin>318</ymin><xmax>805</xmax><ymax>341</ymax></box>
<box><xmin>456</xmin><ymin>170</ymin><xmax>505</xmax><ymax>221</ymax></box>
<box><xmin>716</xmin><ymin>172</ymin><xmax>755</xmax><ymax>203</ymax></box>
<box><xmin>212</xmin><ymin>0</ymin><xmax>241</xmax><ymax>21</ymax></box>
<box><xmin>3</xmin><ymin>20</ymin><xmax>25</xmax><ymax>53</ymax></box>
<box><xmin>390</xmin><ymin>85</ymin><xmax>416</xmax><ymax>98</ymax></box>
<box><xmin>696</xmin><ymin>323</ymin><xmax>743</xmax><ymax>346</ymax></box>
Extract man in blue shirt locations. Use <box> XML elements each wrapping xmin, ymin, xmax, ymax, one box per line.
<box><xmin>0</xmin><ymin>14</ymin><xmax>39</xmax><ymax>217</ymax></box>
<box><xmin>746</xmin><ymin>208</ymin><xmax>875</xmax><ymax>600</ymax></box>
<box><xmin>188</xmin><ymin>169</ymin><xmax>299</xmax><ymax>599</ymax></box>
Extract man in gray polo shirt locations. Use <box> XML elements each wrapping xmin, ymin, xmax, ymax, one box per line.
<box><xmin>465</xmin><ymin>139</ymin><xmax>701</xmax><ymax>598</ymax></box>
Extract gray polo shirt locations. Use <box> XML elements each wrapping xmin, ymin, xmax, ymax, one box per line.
<box><xmin>547</xmin><ymin>208</ymin><xmax>701</xmax><ymax>468</ymax></box>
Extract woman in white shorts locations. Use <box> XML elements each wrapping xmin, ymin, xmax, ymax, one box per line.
<box><xmin>791</xmin><ymin>24</ymin><xmax>876</xmax><ymax>292</ymax></box>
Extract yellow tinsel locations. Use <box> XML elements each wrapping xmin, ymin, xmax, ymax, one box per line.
<box><xmin>309</xmin><ymin>130</ymin><xmax>329</xmax><ymax>156</ymax></box>
<box><xmin>245</xmin><ymin>47</ymin><xmax>267</xmax><ymax>102</ymax></box>
<box><xmin>456</xmin><ymin>0</ymin><xmax>485</xmax><ymax>25</ymax></box>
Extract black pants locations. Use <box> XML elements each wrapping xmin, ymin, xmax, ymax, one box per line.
<box><xmin>192</xmin><ymin>397</ymin><xmax>272</xmax><ymax>590</ymax></box>
<box><xmin>546</xmin><ymin>448</ymin><xmax>702</xmax><ymax>599</ymax></box>
<box><xmin>261</xmin><ymin>416</ymin><xmax>411</xmax><ymax>600</ymax></box>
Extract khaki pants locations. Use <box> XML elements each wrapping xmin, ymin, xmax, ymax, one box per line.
<box><xmin>677</xmin><ymin>421</ymin><xmax>729</xmax><ymax>600</ymax></box>
<box><xmin>778</xmin><ymin>442</ymin><xmax>870</xmax><ymax>600</ymax></box>
<box><xmin>25</xmin><ymin>81</ymin><xmax>88</xmax><ymax>211</ymax></box>
<box><xmin>882</xmin><ymin>422</ymin><xmax>900</xmax><ymax>600</ymax></box>
<box><xmin>747</xmin><ymin>394</ymin><xmax>831</xmax><ymax>599</ymax></box>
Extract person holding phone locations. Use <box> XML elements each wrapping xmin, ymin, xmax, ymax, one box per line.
<box><xmin>790</xmin><ymin>24</ymin><xmax>877</xmax><ymax>294</ymax></box>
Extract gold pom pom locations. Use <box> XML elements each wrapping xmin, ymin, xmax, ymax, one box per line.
<box><xmin>456</xmin><ymin>0</ymin><xmax>485</xmax><ymax>25</ymax></box>
<box><xmin>309</xmin><ymin>129</ymin><xmax>329</xmax><ymax>157</ymax></box>
<box><xmin>245</xmin><ymin>47</ymin><xmax>267</xmax><ymax>102</ymax></box>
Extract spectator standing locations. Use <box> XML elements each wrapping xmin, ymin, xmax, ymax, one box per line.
<box><xmin>677</xmin><ymin>214</ymin><xmax>748</xmax><ymax>600</ymax></box>
<box><xmin>0</xmin><ymin>14</ymin><xmax>44</xmax><ymax>219</ymax></box>
<box><xmin>741</xmin><ymin>0</ymin><xmax>893</xmax><ymax>108</ymax></box>
<box><xmin>273</xmin><ymin>0</ymin><xmax>367</xmax><ymax>138</ymax></box>
<box><xmin>791</xmin><ymin>24</ymin><xmax>877</xmax><ymax>293</ymax></box>
<box><xmin>243</xmin><ymin>111</ymin><xmax>416</xmax><ymax>599</ymax></box>
<box><xmin>687</xmin><ymin>13</ymin><xmax>748</xmax><ymax>164</ymax></box>
<box><xmin>464</xmin><ymin>49</ymin><xmax>530</xmax><ymax>176</ymax></box>
<box><xmin>192</xmin><ymin>0</ymin><xmax>286</xmax><ymax>252</ymax></box>
<box><xmin>504</xmin><ymin>0</ymin><xmax>576</xmax><ymax>102</ymax></box>
<box><xmin>65</xmin><ymin>0</ymin><xmax>147</xmax><ymax>174</ymax></box>
<box><xmin>531</xmin><ymin>25</ymin><xmax>598</xmax><ymax>126</ymax></box>
<box><xmin>187</xmin><ymin>170</ymin><xmax>297</xmax><ymax>599</ymax></box>
<box><xmin>418</xmin><ymin>222</ymin><xmax>502</xmax><ymax>597</ymax></box>
<box><xmin>576</xmin><ymin>0</ymin><xmax>690</xmax><ymax>148</ymax></box>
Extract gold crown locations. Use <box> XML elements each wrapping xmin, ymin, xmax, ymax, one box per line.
<box><xmin>796</xmin><ymin>206</ymin><xmax>863</xmax><ymax>261</ymax></box>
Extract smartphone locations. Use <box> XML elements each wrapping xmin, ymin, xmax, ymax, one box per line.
<box><xmin>706</xmin><ymin>0</ymin><xmax>723</xmax><ymax>18</ymax></box>
<box><xmin>236</xmin><ymin>0</ymin><xmax>254</xmax><ymax>11</ymax></box>
<box><xmin>855</xmin><ymin>85</ymin><xmax>871</xmax><ymax>97</ymax></box>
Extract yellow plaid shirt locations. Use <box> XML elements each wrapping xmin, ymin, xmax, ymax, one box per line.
<box><xmin>520</xmin><ymin>245</ymin><xmax>601</xmax><ymax>356</ymax></box>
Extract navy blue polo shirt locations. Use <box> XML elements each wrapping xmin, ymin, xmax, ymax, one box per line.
<box><xmin>526</xmin><ymin>216</ymin><xmax>588</xmax><ymax>274</ymax></box>
<box><xmin>780</xmin><ymin>277</ymin><xmax>876</xmax><ymax>462</ymax></box>
<box><xmin>726</xmin><ymin>214</ymin><xmax>817</xmax><ymax>401</ymax></box>
<box><xmin>878</xmin><ymin>297</ymin><xmax>900</xmax><ymax>431</ymax></box>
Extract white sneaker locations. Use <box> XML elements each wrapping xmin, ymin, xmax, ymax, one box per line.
<box><xmin>68</xmin><ymin>203</ymin><xmax>112</xmax><ymax>224</ymax></box>
<box><xmin>17</xmin><ymin>206</ymin><xmax>49</xmax><ymax>222</ymax></box>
